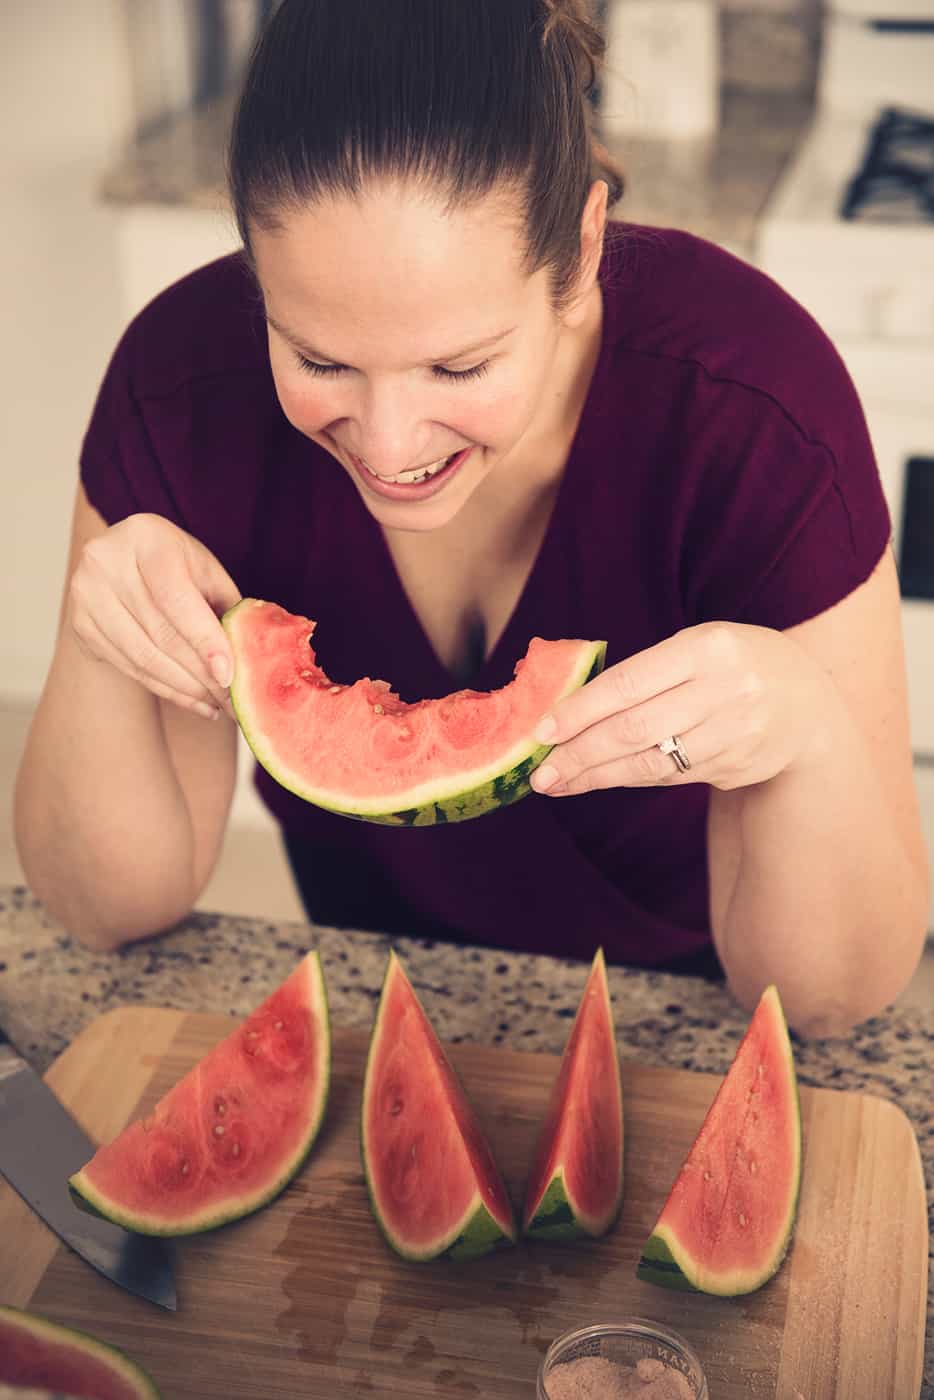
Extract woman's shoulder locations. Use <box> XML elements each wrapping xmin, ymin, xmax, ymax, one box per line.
<box><xmin>601</xmin><ymin>222</ymin><xmax>855</xmax><ymax>440</ymax></box>
<box><xmin>113</xmin><ymin>253</ymin><xmax>269</xmax><ymax>401</ymax></box>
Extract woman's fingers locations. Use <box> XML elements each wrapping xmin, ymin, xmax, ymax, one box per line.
<box><xmin>76</xmin><ymin>612</ymin><xmax>221</xmax><ymax>719</ymax></box>
<box><xmin>540</xmin><ymin>718</ymin><xmax>718</xmax><ymax>794</ymax></box>
<box><xmin>71</xmin><ymin>515</ymin><xmax>242</xmax><ymax>714</ymax></box>
<box><xmin>538</xmin><ymin>637</ymin><xmax>695</xmax><ymax>744</ymax></box>
<box><xmin>531</xmin><ymin>676</ymin><xmax>717</xmax><ymax>792</ymax></box>
<box><xmin>137</xmin><ymin>532</ymin><xmax>240</xmax><ymax>692</ymax></box>
<box><xmin>127</xmin><ymin>564</ymin><xmax>228</xmax><ymax>705</ymax></box>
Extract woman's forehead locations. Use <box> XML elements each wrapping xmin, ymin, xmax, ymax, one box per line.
<box><xmin>252</xmin><ymin>181</ymin><xmax>546</xmax><ymax>359</ymax></box>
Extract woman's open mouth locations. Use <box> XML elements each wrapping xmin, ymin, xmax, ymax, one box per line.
<box><xmin>348</xmin><ymin>447</ymin><xmax>473</xmax><ymax>501</ymax></box>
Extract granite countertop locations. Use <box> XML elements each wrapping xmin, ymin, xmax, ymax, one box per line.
<box><xmin>0</xmin><ymin>881</ymin><xmax>930</xmax><ymax>1392</ymax></box>
<box><xmin>99</xmin><ymin>88</ymin><xmax>813</xmax><ymax>258</ymax></box>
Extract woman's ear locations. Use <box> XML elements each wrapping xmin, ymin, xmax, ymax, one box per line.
<box><xmin>563</xmin><ymin>179</ymin><xmax>608</xmax><ymax>326</ymax></box>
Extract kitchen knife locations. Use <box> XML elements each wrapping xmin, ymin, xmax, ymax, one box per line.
<box><xmin>0</xmin><ymin>1021</ymin><xmax>176</xmax><ymax>1311</ymax></box>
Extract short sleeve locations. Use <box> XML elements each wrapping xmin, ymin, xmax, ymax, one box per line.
<box><xmin>679</xmin><ymin>343</ymin><xmax>892</xmax><ymax>632</ymax></box>
<box><xmin>79</xmin><ymin>326</ymin><xmax>190</xmax><ymax>530</ymax></box>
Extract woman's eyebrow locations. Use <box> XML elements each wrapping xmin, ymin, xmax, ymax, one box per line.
<box><xmin>265</xmin><ymin>315</ymin><xmax>516</xmax><ymax>365</ymax></box>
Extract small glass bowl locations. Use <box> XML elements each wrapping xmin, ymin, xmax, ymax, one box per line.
<box><xmin>538</xmin><ymin>1319</ymin><xmax>708</xmax><ymax>1399</ymax></box>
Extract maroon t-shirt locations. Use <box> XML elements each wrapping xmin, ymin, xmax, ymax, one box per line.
<box><xmin>80</xmin><ymin>224</ymin><xmax>890</xmax><ymax>970</ymax></box>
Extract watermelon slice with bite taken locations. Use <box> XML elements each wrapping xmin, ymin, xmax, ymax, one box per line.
<box><xmin>0</xmin><ymin>1305</ymin><xmax>160</xmax><ymax>1398</ymax></box>
<box><xmin>361</xmin><ymin>950</ymin><xmax>516</xmax><ymax>1261</ymax></box>
<box><xmin>522</xmin><ymin>948</ymin><xmax>624</xmax><ymax>1240</ymax></box>
<box><xmin>638</xmin><ymin>983</ymin><xmax>802</xmax><ymax>1295</ymax></box>
<box><xmin>222</xmin><ymin>598</ymin><xmax>606</xmax><ymax>825</ymax></box>
<box><xmin>69</xmin><ymin>952</ymin><xmax>330</xmax><ymax>1236</ymax></box>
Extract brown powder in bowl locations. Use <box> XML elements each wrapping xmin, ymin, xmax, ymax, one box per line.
<box><xmin>544</xmin><ymin>1353</ymin><xmax>697</xmax><ymax>1400</ymax></box>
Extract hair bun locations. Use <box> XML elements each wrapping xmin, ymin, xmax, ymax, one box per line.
<box><xmin>541</xmin><ymin>0</ymin><xmax>604</xmax><ymax>95</ymax></box>
<box><xmin>541</xmin><ymin>0</ymin><xmax>625</xmax><ymax>206</ymax></box>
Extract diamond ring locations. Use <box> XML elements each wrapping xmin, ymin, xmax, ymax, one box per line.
<box><xmin>657</xmin><ymin>734</ymin><xmax>691</xmax><ymax>774</ymax></box>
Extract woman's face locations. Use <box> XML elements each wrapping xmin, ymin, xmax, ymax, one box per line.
<box><xmin>251</xmin><ymin>179</ymin><xmax>603</xmax><ymax>533</ymax></box>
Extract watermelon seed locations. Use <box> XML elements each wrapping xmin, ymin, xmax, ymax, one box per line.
<box><xmin>374</xmin><ymin>704</ymin><xmax>385</xmax><ymax>715</ymax></box>
<box><xmin>750</xmin><ymin>1160</ymin><xmax>758</xmax><ymax>1174</ymax></box>
<box><xmin>739</xmin><ymin>1213</ymin><xmax>747</xmax><ymax>1227</ymax></box>
<box><xmin>390</xmin><ymin>1100</ymin><xmax>403</xmax><ymax>1116</ymax></box>
<box><xmin>703</xmin><ymin>1170</ymin><xmax>712</xmax><ymax>1181</ymax></box>
<box><xmin>214</xmin><ymin>1125</ymin><xmax>225</xmax><ymax>1137</ymax></box>
<box><xmin>329</xmin><ymin>685</ymin><xmax>341</xmax><ymax>694</ymax></box>
<box><xmin>232</xmin><ymin>1142</ymin><xmax>241</xmax><ymax>1158</ymax></box>
<box><xmin>215</xmin><ymin>1099</ymin><xmax>226</xmax><ymax>1116</ymax></box>
<box><xmin>301</xmin><ymin>670</ymin><xmax>313</xmax><ymax>679</ymax></box>
<box><xmin>181</xmin><ymin>1161</ymin><xmax>190</xmax><ymax>1176</ymax></box>
<box><xmin>247</xmin><ymin>1030</ymin><xmax>259</xmax><ymax>1038</ymax></box>
<box><xmin>274</xmin><ymin>1019</ymin><xmax>284</xmax><ymax>1030</ymax></box>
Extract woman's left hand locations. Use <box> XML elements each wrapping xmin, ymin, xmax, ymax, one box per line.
<box><xmin>530</xmin><ymin>622</ymin><xmax>836</xmax><ymax>796</ymax></box>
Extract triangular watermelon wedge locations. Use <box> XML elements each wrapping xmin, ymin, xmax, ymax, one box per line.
<box><xmin>69</xmin><ymin>952</ymin><xmax>330</xmax><ymax>1235</ymax></box>
<box><xmin>522</xmin><ymin>948</ymin><xmax>624</xmax><ymax>1240</ymax></box>
<box><xmin>0</xmin><ymin>1305</ymin><xmax>160</xmax><ymax>1399</ymax></box>
<box><xmin>361</xmin><ymin>951</ymin><xmax>517</xmax><ymax>1261</ymax></box>
<box><xmin>638</xmin><ymin>983</ymin><xmax>802</xmax><ymax>1295</ymax></box>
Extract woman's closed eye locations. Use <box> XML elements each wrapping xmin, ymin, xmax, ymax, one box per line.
<box><xmin>295</xmin><ymin>352</ymin><xmax>490</xmax><ymax>383</ymax></box>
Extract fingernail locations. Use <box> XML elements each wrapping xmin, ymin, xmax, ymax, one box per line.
<box><xmin>536</xmin><ymin>714</ymin><xmax>557</xmax><ymax>744</ymax></box>
<box><xmin>195</xmin><ymin>701</ymin><xmax>219</xmax><ymax>721</ymax></box>
<box><xmin>210</xmin><ymin>654</ymin><xmax>232</xmax><ymax>688</ymax></box>
<box><xmin>532</xmin><ymin>763</ymin><xmax>559</xmax><ymax>793</ymax></box>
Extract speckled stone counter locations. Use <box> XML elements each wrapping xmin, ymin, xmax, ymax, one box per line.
<box><xmin>99</xmin><ymin>88</ymin><xmax>813</xmax><ymax>258</ymax></box>
<box><xmin>0</xmin><ymin>882</ymin><xmax>930</xmax><ymax>1391</ymax></box>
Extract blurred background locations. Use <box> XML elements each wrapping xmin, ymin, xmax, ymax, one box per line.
<box><xmin>1</xmin><ymin>2</ymin><xmax>932</xmax><ymax>980</ymax></box>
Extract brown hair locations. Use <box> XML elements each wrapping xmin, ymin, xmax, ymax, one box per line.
<box><xmin>229</xmin><ymin>0</ymin><xmax>625</xmax><ymax>308</ymax></box>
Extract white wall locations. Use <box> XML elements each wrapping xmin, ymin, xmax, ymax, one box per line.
<box><xmin>1</xmin><ymin>1</ymin><xmax>135</xmax><ymax>703</ymax></box>
<box><xmin>0</xmin><ymin>2</ymin><xmax>265</xmax><ymax>830</ymax></box>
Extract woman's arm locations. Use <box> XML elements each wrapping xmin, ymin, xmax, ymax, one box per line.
<box><xmin>14</xmin><ymin>485</ymin><xmax>239</xmax><ymax>950</ymax></box>
<box><xmin>707</xmin><ymin>548</ymin><xmax>929</xmax><ymax>1036</ymax></box>
<box><xmin>531</xmin><ymin>547</ymin><xmax>928</xmax><ymax>1036</ymax></box>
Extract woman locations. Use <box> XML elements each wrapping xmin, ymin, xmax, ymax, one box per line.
<box><xmin>14</xmin><ymin>0</ymin><xmax>928</xmax><ymax>1035</ymax></box>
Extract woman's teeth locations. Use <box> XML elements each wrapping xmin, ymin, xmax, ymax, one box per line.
<box><xmin>364</xmin><ymin>453</ymin><xmax>455</xmax><ymax>485</ymax></box>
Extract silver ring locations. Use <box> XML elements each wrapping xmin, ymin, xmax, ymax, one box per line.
<box><xmin>657</xmin><ymin>734</ymin><xmax>691</xmax><ymax>774</ymax></box>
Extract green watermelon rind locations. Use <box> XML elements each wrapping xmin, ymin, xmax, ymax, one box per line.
<box><xmin>524</xmin><ymin>1162</ymin><xmax>624</xmax><ymax>1242</ymax></box>
<box><xmin>523</xmin><ymin>950</ymin><xmax>624</xmax><ymax>1243</ymax></box>
<box><xmin>0</xmin><ymin>1305</ymin><xmax>161</xmax><ymax>1399</ymax></box>
<box><xmin>68</xmin><ymin>952</ymin><xmax>331</xmax><ymax>1237</ymax></box>
<box><xmin>223</xmin><ymin>600</ymin><xmax>606</xmax><ymax>824</ymax></box>
<box><xmin>636</xmin><ymin>985</ymin><xmax>802</xmax><ymax>1297</ymax></box>
<box><xmin>523</xmin><ymin>1170</ymin><xmax>582</xmax><ymax>1241</ymax></box>
<box><xmin>361</xmin><ymin>952</ymin><xmax>517</xmax><ymax>1263</ymax></box>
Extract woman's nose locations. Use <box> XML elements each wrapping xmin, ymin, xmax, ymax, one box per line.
<box><xmin>348</xmin><ymin>378</ymin><xmax>431</xmax><ymax>477</ymax></box>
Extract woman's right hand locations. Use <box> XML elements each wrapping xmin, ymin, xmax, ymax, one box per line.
<box><xmin>67</xmin><ymin>513</ymin><xmax>242</xmax><ymax>719</ymax></box>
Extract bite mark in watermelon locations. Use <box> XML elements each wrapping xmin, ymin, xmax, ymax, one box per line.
<box><xmin>69</xmin><ymin>952</ymin><xmax>330</xmax><ymax>1236</ymax></box>
<box><xmin>222</xmin><ymin>599</ymin><xmax>606</xmax><ymax>825</ymax></box>
<box><xmin>0</xmin><ymin>1305</ymin><xmax>159</xmax><ymax>1399</ymax></box>
<box><xmin>361</xmin><ymin>951</ymin><xmax>516</xmax><ymax>1261</ymax></box>
<box><xmin>522</xmin><ymin>948</ymin><xmax>624</xmax><ymax>1240</ymax></box>
<box><xmin>637</xmin><ymin>983</ymin><xmax>802</xmax><ymax>1296</ymax></box>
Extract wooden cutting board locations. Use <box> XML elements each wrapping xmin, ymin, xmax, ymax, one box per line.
<box><xmin>0</xmin><ymin>1007</ymin><xmax>927</xmax><ymax>1399</ymax></box>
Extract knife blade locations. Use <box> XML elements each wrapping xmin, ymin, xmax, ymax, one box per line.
<box><xmin>0</xmin><ymin>1022</ymin><xmax>176</xmax><ymax>1311</ymax></box>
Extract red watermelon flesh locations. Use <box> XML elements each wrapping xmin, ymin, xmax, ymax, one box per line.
<box><xmin>223</xmin><ymin>598</ymin><xmax>606</xmax><ymax>823</ymax></box>
<box><xmin>638</xmin><ymin>984</ymin><xmax>801</xmax><ymax>1295</ymax></box>
<box><xmin>523</xmin><ymin>948</ymin><xmax>623</xmax><ymax>1239</ymax></box>
<box><xmin>69</xmin><ymin>953</ymin><xmax>330</xmax><ymax>1236</ymax></box>
<box><xmin>0</xmin><ymin>1305</ymin><xmax>159</xmax><ymax>1398</ymax></box>
<box><xmin>362</xmin><ymin>951</ymin><xmax>516</xmax><ymax>1261</ymax></box>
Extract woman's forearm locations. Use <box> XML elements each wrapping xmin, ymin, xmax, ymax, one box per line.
<box><xmin>710</xmin><ymin>692</ymin><xmax>929</xmax><ymax>1037</ymax></box>
<box><xmin>14</xmin><ymin>631</ymin><xmax>202</xmax><ymax>948</ymax></box>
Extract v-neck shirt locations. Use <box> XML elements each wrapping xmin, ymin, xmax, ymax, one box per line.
<box><xmin>80</xmin><ymin>223</ymin><xmax>890</xmax><ymax>970</ymax></box>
